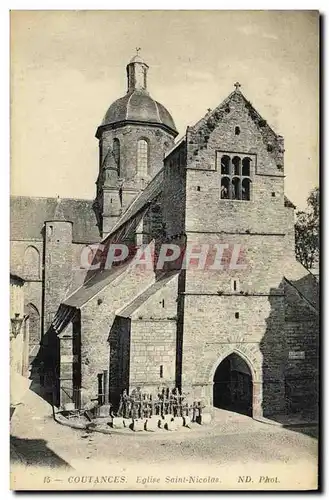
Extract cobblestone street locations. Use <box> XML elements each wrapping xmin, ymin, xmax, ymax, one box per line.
<box><xmin>10</xmin><ymin>389</ymin><xmax>318</xmax><ymax>490</ymax></box>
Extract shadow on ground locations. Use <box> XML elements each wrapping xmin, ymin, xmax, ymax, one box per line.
<box><xmin>284</xmin><ymin>425</ymin><xmax>318</xmax><ymax>439</ymax></box>
<box><xmin>265</xmin><ymin>410</ymin><xmax>318</xmax><ymax>438</ymax></box>
<box><xmin>11</xmin><ymin>435</ymin><xmax>71</xmax><ymax>469</ymax></box>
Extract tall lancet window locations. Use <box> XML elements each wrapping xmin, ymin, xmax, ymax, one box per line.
<box><xmin>137</xmin><ymin>139</ymin><xmax>149</xmax><ymax>177</ymax></box>
<box><xmin>113</xmin><ymin>138</ymin><xmax>121</xmax><ymax>176</ymax></box>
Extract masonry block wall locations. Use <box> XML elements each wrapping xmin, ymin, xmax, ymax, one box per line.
<box><xmin>10</xmin><ymin>240</ymin><xmax>43</xmax><ymax>319</ymax></box>
<box><xmin>127</xmin><ymin>273</ymin><xmax>179</xmax><ymax>393</ymax></box>
<box><xmin>79</xmin><ymin>263</ymin><xmax>155</xmax><ymax>403</ymax></box>
<box><xmin>95</xmin><ymin>124</ymin><xmax>175</xmax><ymax>235</ymax></box>
<box><xmin>284</xmin><ymin>281</ymin><xmax>319</xmax><ymax>413</ymax></box>
<box><xmin>163</xmin><ymin>143</ymin><xmax>186</xmax><ymax>239</ymax></box>
<box><xmin>180</xmin><ymin>89</ymin><xmax>289</xmax><ymax>416</ymax></box>
<box><xmin>100</xmin><ymin>125</ymin><xmax>174</xmax><ymax>183</ymax></box>
<box><xmin>44</xmin><ymin>221</ymin><xmax>73</xmax><ymax>333</ymax></box>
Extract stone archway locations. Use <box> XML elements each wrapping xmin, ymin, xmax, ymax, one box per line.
<box><xmin>213</xmin><ymin>352</ymin><xmax>253</xmax><ymax>417</ymax></box>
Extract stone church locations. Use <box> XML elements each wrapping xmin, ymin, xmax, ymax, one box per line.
<box><xmin>10</xmin><ymin>53</ymin><xmax>319</xmax><ymax>418</ymax></box>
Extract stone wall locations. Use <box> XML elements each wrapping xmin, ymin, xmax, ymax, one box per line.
<box><xmin>79</xmin><ymin>261</ymin><xmax>155</xmax><ymax>403</ymax></box>
<box><xmin>97</xmin><ymin>124</ymin><xmax>175</xmax><ymax>235</ymax></box>
<box><xmin>162</xmin><ymin>142</ymin><xmax>186</xmax><ymax>239</ymax></box>
<box><xmin>129</xmin><ymin>319</ymin><xmax>176</xmax><ymax>391</ymax></box>
<box><xmin>44</xmin><ymin>221</ymin><xmax>73</xmax><ymax>333</ymax></box>
<box><xmin>179</xmin><ymin>90</ymin><xmax>291</xmax><ymax>416</ymax></box>
<box><xmin>128</xmin><ymin>273</ymin><xmax>179</xmax><ymax>393</ymax></box>
<box><xmin>100</xmin><ymin>125</ymin><xmax>174</xmax><ymax>184</ymax></box>
<box><xmin>284</xmin><ymin>281</ymin><xmax>319</xmax><ymax>413</ymax></box>
<box><xmin>10</xmin><ymin>240</ymin><xmax>43</xmax><ymax>280</ymax></box>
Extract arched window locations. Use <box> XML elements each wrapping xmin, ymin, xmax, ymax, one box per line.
<box><xmin>242</xmin><ymin>157</ymin><xmax>251</xmax><ymax>176</ymax></box>
<box><xmin>25</xmin><ymin>303</ymin><xmax>40</xmax><ymax>346</ymax></box>
<box><xmin>232</xmin><ymin>177</ymin><xmax>240</xmax><ymax>200</ymax></box>
<box><xmin>242</xmin><ymin>178</ymin><xmax>251</xmax><ymax>201</ymax></box>
<box><xmin>24</xmin><ymin>246</ymin><xmax>40</xmax><ymax>279</ymax></box>
<box><xmin>221</xmin><ymin>177</ymin><xmax>230</xmax><ymax>199</ymax></box>
<box><xmin>232</xmin><ymin>156</ymin><xmax>241</xmax><ymax>176</ymax></box>
<box><xmin>235</xmin><ymin>126</ymin><xmax>241</xmax><ymax>135</ymax></box>
<box><xmin>219</xmin><ymin>154</ymin><xmax>252</xmax><ymax>202</ymax></box>
<box><xmin>113</xmin><ymin>138</ymin><xmax>120</xmax><ymax>176</ymax></box>
<box><xmin>137</xmin><ymin>139</ymin><xmax>149</xmax><ymax>177</ymax></box>
<box><xmin>221</xmin><ymin>155</ymin><xmax>230</xmax><ymax>175</ymax></box>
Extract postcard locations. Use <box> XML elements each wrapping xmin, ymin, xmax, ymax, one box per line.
<box><xmin>10</xmin><ymin>10</ymin><xmax>319</xmax><ymax>491</ymax></box>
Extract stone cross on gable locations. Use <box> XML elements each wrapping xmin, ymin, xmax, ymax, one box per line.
<box><xmin>234</xmin><ymin>82</ymin><xmax>242</xmax><ymax>91</ymax></box>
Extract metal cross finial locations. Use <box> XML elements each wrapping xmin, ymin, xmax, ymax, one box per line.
<box><xmin>234</xmin><ymin>82</ymin><xmax>241</xmax><ymax>91</ymax></box>
<box><xmin>136</xmin><ymin>47</ymin><xmax>141</xmax><ymax>55</ymax></box>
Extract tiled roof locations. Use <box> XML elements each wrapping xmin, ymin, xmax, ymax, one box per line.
<box><xmin>10</xmin><ymin>196</ymin><xmax>100</xmax><ymax>243</ymax></box>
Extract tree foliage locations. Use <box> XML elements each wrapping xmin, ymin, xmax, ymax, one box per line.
<box><xmin>295</xmin><ymin>187</ymin><xmax>319</xmax><ymax>269</ymax></box>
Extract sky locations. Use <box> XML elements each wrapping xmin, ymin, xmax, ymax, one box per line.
<box><xmin>10</xmin><ymin>10</ymin><xmax>319</xmax><ymax>209</ymax></box>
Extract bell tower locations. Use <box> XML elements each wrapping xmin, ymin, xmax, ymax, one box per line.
<box><xmin>93</xmin><ymin>50</ymin><xmax>178</xmax><ymax>238</ymax></box>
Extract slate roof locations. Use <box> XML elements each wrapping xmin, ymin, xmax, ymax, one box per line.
<box><xmin>100</xmin><ymin>89</ymin><xmax>178</xmax><ymax>136</ymax></box>
<box><xmin>10</xmin><ymin>196</ymin><xmax>100</xmax><ymax>243</ymax></box>
<box><xmin>63</xmin><ymin>259</ymin><xmax>133</xmax><ymax>308</ymax></box>
<box><xmin>284</xmin><ymin>196</ymin><xmax>296</xmax><ymax>209</ymax></box>
<box><xmin>118</xmin><ymin>271</ymin><xmax>179</xmax><ymax>318</ymax></box>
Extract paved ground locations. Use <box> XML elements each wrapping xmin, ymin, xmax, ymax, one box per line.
<box><xmin>10</xmin><ymin>389</ymin><xmax>319</xmax><ymax>491</ymax></box>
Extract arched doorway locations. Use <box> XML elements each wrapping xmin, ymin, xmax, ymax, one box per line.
<box><xmin>213</xmin><ymin>352</ymin><xmax>253</xmax><ymax>416</ymax></box>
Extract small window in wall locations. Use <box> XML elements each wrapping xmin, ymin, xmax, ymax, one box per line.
<box><xmin>235</xmin><ymin>312</ymin><xmax>240</xmax><ymax>319</ymax></box>
<box><xmin>235</xmin><ymin>126</ymin><xmax>241</xmax><ymax>135</ymax></box>
<box><xmin>162</xmin><ymin>299</ymin><xmax>165</xmax><ymax>308</ymax></box>
<box><xmin>113</xmin><ymin>138</ymin><xmax>121</xmax><ymax>176</ymax></box>
<box><xmin>137</xmin><ymin>139</ymin><xmax>149</xmax><ymax>177</ymax></box>
<box><xmin>232</xmin><ymin>278</ymin><xmax>240</xmax><ymax>292</ymax></box>
<box><xmin>160</xmin><ymin>365</ymin><xmax>163</xmax><ymax>378</ymax></box>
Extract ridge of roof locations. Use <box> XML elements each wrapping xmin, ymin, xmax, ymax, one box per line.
<box><xmin>63</xmin><ymin>260</ymin><xmax>133</xmax><ymax>308</ymax></box>
<box><xmin>11</xmin><ymin>195</ymin><xmax>94</xmax><ymax>203</ymax></box>
<box><xmin>11</xmin><ymin>196</ymin><xmax>99</xmax><ymax>243</ymax></box>
<box><xmin>190</xmin><ymin>89</ymin><xmax>278</xmax><ymax>137</ymax></box>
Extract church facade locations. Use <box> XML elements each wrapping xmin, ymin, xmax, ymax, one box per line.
<box><xmin>10</xmin><ymin>53</ymin><xmax>319</xmax><ymax>418</ymax></box>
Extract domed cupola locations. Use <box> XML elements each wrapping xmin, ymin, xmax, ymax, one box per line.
<box><xmin>93</xmin><ymin>50</ymin><xmax>178</xmax><ymax>238</ymax></box>
<box><xmin>96</xmin><ymin>51</ymin><xmax>178</xmax><ymax>137</ymax></box>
